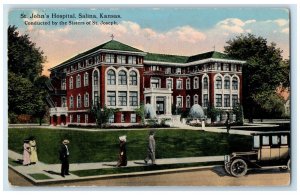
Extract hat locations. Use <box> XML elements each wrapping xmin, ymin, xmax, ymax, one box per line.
<box><xmin>29</xmin><ymin>136</ymin><xmax>36</xmax><ymax>140</ymax></box>
<box><xmin>119</xmin><ymin>135</ymin><xmax>126</xmax><ymax>142</ymax></box>
<box><xmin>62</xmin><ymin>139</ymin><xmax>70</xmax><ymax>144</ymax></box>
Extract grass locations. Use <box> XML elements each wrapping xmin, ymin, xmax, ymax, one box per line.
<box><xmin>71</xmin><ymin>162</ymin><xmax>223</xmax><ymax>177</ymax></box>
<box><xmin>29</xmin><ymin>173</ymin><xmax>52</xmax><ymax>180</ymax></box>
<box><xmin>8</xmin><ymin>128</ymin><xmax>252</xmax><ymax>164</ymax></box>
<box><xmin>8</xmin><ymin>158</ymin><xmax>22</xmax><ymax>166</ymax></box>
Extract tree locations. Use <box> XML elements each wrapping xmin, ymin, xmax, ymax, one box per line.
<box><xmin>135</xmin><ymin>103</ymin><xmax>145</xmax><ymax>125</ymax></box>
<box><xmin>90</xmin><ymin>103</ymin><xmax>118</xmax><ymax>128</ymax></box>
<box><xmin>206</xmin><ymin>103</ymin><xmax>222</xmax><ymax>123</ymax></box>
<box><xmin>232</xmin><ymin>103</ymin><xmax>244</xmax><ymax>125</ymax></box>
<box><xmin>224</xmin><ymin>34</ymin><xmax>289</xmax><ymax>122</ymax></box>
<box><xmin>8</xmin><ymin>26</ymin><xmax>48</xmax><ymax>123</ymax></box>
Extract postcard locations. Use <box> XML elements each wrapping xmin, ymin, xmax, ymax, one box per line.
<box><xmin>6</xmin><ymin>6</ymin><xmax>291</xmax><ymax>187</ymax></box>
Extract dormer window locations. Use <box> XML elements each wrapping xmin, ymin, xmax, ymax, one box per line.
<box><xmin>117</xmin><ymin>55</ymin><xmax>126</xmax><ymax>64</ymax></box>
<box><xmin>105</xmin><ymin>54</ymin><xmax>114</xmax><ymax>63</ymax></box>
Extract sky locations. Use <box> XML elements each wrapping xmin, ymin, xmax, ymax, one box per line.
<box><xmin>8</xmin><ymin>7</ymin><xmax>290</xmax><ymax>76</ymax></box>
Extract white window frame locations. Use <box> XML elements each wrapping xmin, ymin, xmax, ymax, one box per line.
<box><xmin>70</xmin><ymin>96</ymin><xmax>74</xmax><ymax>108</ymax></box>
<box><xmin>166</xmin><ymin>78</ymin><xmax>173</xmax><ymax>89</ymax></box>
<box><xmin>76</xmin><ymin>74</ymin><xmax>81</xmax><ymax>88</ymax></box>
<box><xmin>130</xmin><ymin>113</ymin><xmax>137</xmax><ymax>123</ymax></box>
<box><xmin>176</xmin><ymin>96</ymin><xmax>183</xmax><ymax>108</ymax></box>
<box><xmin>186</xmin><ymin>78</ymin><xmax>190</xmax><ymax>90</ymax></box>
<box><xmin>69</xmin><ymin>76</ymin><xmax>73</xmax><ymax>89</ymax></box>
<box><xmin>194</xmin><ymin>77</ymin><xmax>199</xmax><ymax>89</ymax></box>
<box><xmin>77</xmin><ymin>94</ymin><xmax>81</xmax><ymax>108</ymax></box>
<box><xmin>186</xmin><ymin>96</ymin><xmax>191</xmax><ymax>108</ymax></box>
<box><xmin>176</xmin><ymin>79</ymin><xmax>183</xmax><ymax>90</ymax></box>
<box><xmin>84</xmin><ymin>93</ymin><xmax>89</xmax><ymax>107</ymax></box>
<box><xmin>84</xmin><ymin>72</ymin><xmax>89</xmax><ymax>86</ymax></box>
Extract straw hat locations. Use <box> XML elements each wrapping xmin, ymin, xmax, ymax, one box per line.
<box><xmin>62</xmin><ymin>139</ymin><xmax>70</xmax><ymax>144</ymax></box>
<box><xmin>119</xmin><ymin>135</ymin><xmax>127</xmax><ymax>142</ymax></box>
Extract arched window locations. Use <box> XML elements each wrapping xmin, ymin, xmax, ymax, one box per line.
<box><xmin>129</xmin><ymin>71</ymin><xmax>137</xmax><ymax>85</ymax></box>
<box><xmin>215</xmin><ymin>76</ymin><xmax>222</xmax><ymax>89</ymax></box>
<box><xmin>84</xmin><ymin>93</ymin><xmax>89</xmax><ymax>107</ymax></box>
<box><xmin>70</xmin><ymin>96</ymin><xmax>74</xmax><ymax>108</ymax></box>
<box><xmin>77</xmin><ymin>94</ymin><xmax>81</xmax><ymax>108</ymax></box>
<box><xmin>118</xmin><ymin>70</ymin><xmax>127</xmax><ymax>85</ymax></box>
<box><xmin>93</xmin><ymin>71</ymin><xmax>99</xmax><ymax>86</ymax></box>
<box><xmin>232</xmin><ymin>77</ymin><xmax>238</xmax><ymax>90</ymax></box>
<box><xmin>193</xmin><ymin>77</ymin><xmax>199</xmax><ymax>89</ymax></box>
<box><xmin>69</xmin><ymin>77</ymin><xmax>73</xmax><ymax>89</ymax></box>
<box><xmin>107</xmin><ymin>69</ymin><xmax>116</xmax><ymax>85</ymax></box>
<box><xmin>203</xmin><ymin>77</ymin><xmax>208</xmax><ymax>89</ymax></box>
<box><xmin>76</xmin><ymin>74</ymin><xmax>81</xmax><ymax>88</ymax></box>
<box><xmin>224</xmin><ymin>76</ymin><xmax>230</xmax><ymax>89</ymax></box>
<box><xmin>84</xmin><ymin>72</ymin><xmax>89</xmax><ymax>86</ymax></box>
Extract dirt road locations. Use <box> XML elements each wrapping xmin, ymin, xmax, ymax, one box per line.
<box><xmin>8</xmin><ymin>166</ymin><xmax>290</xmax><ymax>187</ymax></box>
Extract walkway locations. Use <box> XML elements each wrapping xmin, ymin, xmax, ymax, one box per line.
<box><xmin>8</xmin><ymin>149</ymin><xmax>224</xmax><ymax>184</ymax></box>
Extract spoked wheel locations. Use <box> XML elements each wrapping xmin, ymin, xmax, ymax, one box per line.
<box><xmin>230</xmin><ymin>158</ymin><xmax>248</xmax><ymax>177</ymax></box>
<box><xmin>224</xmin><ymin>162</ymin><xmax>232</xmax><ymax>175</ymax></box>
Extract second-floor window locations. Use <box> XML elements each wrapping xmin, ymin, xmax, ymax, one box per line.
<box><xmin>118</xmin><ymin>70</ymin><xmax>127</xmax><ymax>85</ymax></box>
<box><xmin>107</xmin><ymin>70</ymin><xmax>116</xmax><ymax>85</ymax></box>
<box><xmin>216</xmin><ymin>76</ymin><xmax>222</xmax><ymax>89</ymax></box>
<box><xmin>151</xmin><ymin>77</ymin><xmax>160</xmax><ymax>88</ymax></box>
<box><xmin>224</xmin><ymin>76</ymin><xmax>230</xmax><ymax>89</ymax></box>
<box><xmin>107</xmin><ymin>91</ymin><xmax>116</xmax><ymax>106</ymax></box>
<box><xmin>203</xmin><ymin>77</ymin><xmax>208</xmax><ymax>89</ymax></box>
<box><xmin>129</xmin><ymin>71</ymin><xmax>137</xmax><ymax>85</ymax></box>
<box><xmin>166</xmin><ymin>79</ymin><xmax>173</xmax><ymax>89</ymax></box>
<box><xmin>216</xmin><ymin>94</ymin><xmax>222</xmax><ymax>107</ymax></box>
<box><xmin>76</xmin><ymin>75</ymin><xmax>81</xmax><ymax>88</ymax></box>
<box><xmin>186</xmin><ymin>78</ymin><xmax>190</xmax><ymax>90</ymax></box>
<box><xmin>232</xmin><ymin>77</ymin><xmax>238</xmax><ymax>90</ymax></box>
<box><xmin>118</xmin><ymin>91</ymin><xmax>127</xmax><ymax>106</ymax></box>
<box><xmin>194</xmin><ymin>77</ymin><xmax>199</xmax><ymax>89</ymax></box>
<box><xmin>176</xmin><ymin>79</ymin><xmax>183</xmax><ymax>89</ymax></box>
<box><xmin>129</xmin><ymin>91</ymin><xmax>138</xmax><ymax>106</ymax></box>
<box><xmin>224</xmin><ymin>94</ymin><xmax>230</xmax><ymax>107</ymax></box>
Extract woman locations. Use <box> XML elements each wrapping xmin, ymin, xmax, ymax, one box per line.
<box><xmin>116</xmin><ymin>135</ymin><xmax>127</xmax><ymax>167</ymax></box>
<box><xmin>22</xmin><ymin>139</ymin><xmax>31</xmax><ymax>166</ymax></box>
<box><xmin>29</xmin><ymin>136</ymin><xmax>38</xmax><ymax>164</ymax></box>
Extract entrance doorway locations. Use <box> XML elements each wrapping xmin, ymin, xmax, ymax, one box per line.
<box><xmin>156</xmin><ymin>97</ymin><xmax>165</xmax><ymax>115</ymax></box>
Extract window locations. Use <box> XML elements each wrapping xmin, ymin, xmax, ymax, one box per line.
<box><xmin>76</xmin><ymin>74</ymin><xmax>81</xmax><ymax>88</ymax></box>
<box><xmin>77</xmin><ymin>114</ymin><xmax>80</xmax><ymax>123</ymax></box>
<box><xmin>62</xmin><ymin>97</ymin><xmax>67</xmax><ymax>107</ymax></box>
<box><xmin>129</xmin><ymin>71</ymin><xmax>137</xmax><ymax>85</ymax></box>
<box><xmin>224</xmin><ymin>76</ymin><xmax>230</xmax><ymax>89</ymax></box>
<box><xmin>118</xmin><ymin>91</ymin><xmax>127</xmax><ymax>106</ymax></box>
<box><xmin>203</xmin><ymin>94</ymin><xmax>208</xmax><ymax>107</ymax></box>
<box><xmin>186</xmin><ymin>78</ymin><xmax>190</xmax><ymax>90</ymax></box>
<box><xmin>216</xmin><ymin>63</ymin><xmax>221</xmax><ymax>70</ymax></box>
<box><xmin>194</xmin><ymin>77</ymin><xmax>199</xmax><ymax>89</ymax></box>
<box><xmin>176</xmin><ymin>79</ymin><xmax>183</xmax><ymax>89</ymax></box>
<box><xmin>194</xmin><ymin>95</ymin><xmax>198</xmax><ymax>105</ymax></box>
<box><xmin>105</xmin><ymin>54</ymin><xmax>114</xmax><ymax>63</ymax></box>
<box><xmin>131</xmin><ymin>114</ymin><xmax>137</xmax><ymax>123</ymax></box>
<box><xmin>70</xmin><ymin>96</ymin><xmax>74</xmax><ymax>108</ymax></box>
<box><xmin>118</xmin><ymin>70</ymin><xmax>127</xmax><ymax>85</ymax></box>
<box><xmin>117</xmin><ymin>55</ymin><xmax>126</xmax><ymax>64</ymax></box>
<box><xmin>84</xmin><ymin>72</ymin><xmax>89</xmax><ymax>86</ymax></box>
<box><xmin>108</xmin><ymin>114</ymin><xmax>115</xmax><ymax>123</ymax></box>
<box><xmin>84</xmin><ymin>93</ymin><xmax>89</xmax><ymax>107</ymax></box>
<box><xmin>232</xmin><ymin>77</ymin><xmax>238</xmax><ymax>90</ymax></box>
<box><xmin>93</xmin><ymin>71</ymin><xmax>99</xmax><ymax>86</ymax></box>
<box><xmin>232</xmin><ymin>95</ymin><xmax>238</xmax><ymax>107</ymax></box>
<box><xmin>281</xmin><ymin>135</ymin><xmax>288</xmax><ymax>145</ymax></box>
<box><xmin>61</xmin><ymin>79</ymin><xmax>66</xmax><ymax>90</ymax></box>
<box><xmin>176</xmin><ymin>96</ymin><xmax>183</xmax><ymax>108</ymax></box>
<box><xmin>165</xmin><ymin>67</ymin><xmax>171</xmax><ymax>74</ymax></box>
<box><xmin>186</xmin><ymin>96</ymin><xmax>191</xmax><ymax>108</ymax></box>
<box><xmin>224</xmin><ymin>94</ymin><xmax>230</xmax><ymax>107</ymax></box>
<box><xmin>121</xmin><ymin>114</ymin><xmax>125</xmax><ymax>122</ymax></box>
<box><xmin>107</xmin><ymin>91</ymin><xmax>116</xmax><ymax>106</ymax></box>
<box><xmin>87</xmin><ymin>58</ymin><xmax>93</xmax><ymax>65</ymax></box>
<box><xmin>272</xmin><ymin>136</ymin><xmax>279</xmax><ymax>145</ymax></box>
<box><xmin>223</xmin><ymin>64</ymin><xmax>230</xmax><ymax>71</ymax></box>
<box><xmin>129</xmin><ymin>92</ymin><xmax>138</xmax><ymax>106</ymax></box>
<box><xmin>166</xmin><ymin>79</ymin><xmax>173</xmax><ymax>89</ymax></box>
<box><xmin>70</xmin><ymin>115</ymin><xmax>73</xmax><ymax>123</ymax></box>
<box><xmin>253</xmin><ymin>135</ymin><xmax>260</xmax><ymax>148</ymax></box>
<box><xmin>216</xmin><ymin>94</ymin><xmax>222</xmax><ymax>107</ymax></box>
<box><xmin>151</xmin><ymin>77</ymin><xmax>160</xmax><ymax>88</ymax></box>
<box><xmin>262</xmin><ymin>136</ymin><xmax>270</xmax><ymax>145</ymax></box>
<box><xmin>203</xmin><ymin>77</ymin><xmax>208</xmax><ymax>89</ymax></box>
<box><xmin>176</xmin><ymin>68</ymin><xmax>181</xmax><ymax>74</ymax></box>
<box><xmin>216</xmin><ymin>76</ymin><xmax>222</xmax><ymax>89</ymax></box>
<box><xmin>93</xmin><ymin>91</ymin><xmax>99</xmax><ymax>105</ymax></box>
<box><xmin>69</xmin><ymin>77</ymin><xmax>73</xmax><ymax>89</ymax></box>
<box><xmin>85</xmin><ymin>114</ymin><xmax>88</xmax><ymax>124</ymax></box>
<box><xmin>151</xmin><ymin>66</ymin><xmax>159</xmax><ymax>71</ymax></box>
<box><xmin>77</xmin><ymin>94</ymin><xmax>81</xmax><ymax>108</ymax></box>
<box><xmin>128</xmin><ymin>56</ymin><xmax>136</xmax><ymax>64</ymax></box>
<box><xmin>232</xmin><ymin>64</ymin><xmax>237</xmax><ymax>71</ymax></box>
<box><xmin>107</xmin><ymin>70</ymin><xmax>116</xmax><ymax>85</ymax></box>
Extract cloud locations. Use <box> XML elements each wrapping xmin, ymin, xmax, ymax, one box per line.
<box><xmin>281</xmin><ymin>28</ymin><xmax>289</xmax><ymax>34</ymax></box>
<box><xmin>274</xmin><ymin>19</ymin><xmax>288</xmax><ymax>27</ymax></box>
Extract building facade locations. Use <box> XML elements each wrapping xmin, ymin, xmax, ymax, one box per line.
<box><xmin>47</xmin><ymin>40</ymin><xmax>245</xmax><ymax>126</ymax></box>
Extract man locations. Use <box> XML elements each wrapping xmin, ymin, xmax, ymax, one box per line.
<box><xmin>144</xmin><ymin>130</ymin><xmax>156</xmax><ymax>165</ymax></box>
<box><xmin>59</xmin><ymin>139</ymin><xmax>70</xmax><ymax>177</ymax></box>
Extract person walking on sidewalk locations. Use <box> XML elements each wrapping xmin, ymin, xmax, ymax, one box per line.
<box><xmin>116</xmin><ymin>135</ymin><xmax>127</xmax><ymax>167</ymax></box>
<box><xmin>59</xmin><ymin>139</ymin><xmax>70</xmax><ymax>177</ymax></box>
<box><xmin>29</xmin><ymin>136</ymin><xmax>38</xmax><ymax>165</ymax></box>
<box><xmin>144</xmin><ymin>130</ymin><xmax>156</xmax><ymax>165</ymax></box>
<box><xmin>22</xmin><ymin>139</ymin><xmax>31</xmax><ymax>166</ymax></box>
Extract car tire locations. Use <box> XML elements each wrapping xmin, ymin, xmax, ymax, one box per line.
<box><xmin>287</xmin><ymin>159</ymin><xmax>291</xmax><ymax>171</ymax></box>
<box><xmin>230</xmin><ymin>158</ymin><xmax>248</xmax><ymax>177</ymax></box>
<box><xmin>224</xmin><ymin>162</ymin><xmax>231</xmax><ymax>175</ymax></box>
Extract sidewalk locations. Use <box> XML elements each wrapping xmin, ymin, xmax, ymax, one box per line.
<box><xmin>8</xmin><ymin>149</ymin><xmax>224</xmax><ymax>184</ymax></box>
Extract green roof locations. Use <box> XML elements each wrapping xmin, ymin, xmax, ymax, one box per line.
<box><xmin>187</xmin><ymin>51</ymin><xmax>233</xmax><ymax>62</ymax></box>
<box><xmin>56</xmin><ymin>40</ymin><xmax>143</xmax><ymax>66</ymax></box>
<box><xmin>144</xmin><ymin>53</ymin><xmax>189</xmax><ymax>63</ymax></box>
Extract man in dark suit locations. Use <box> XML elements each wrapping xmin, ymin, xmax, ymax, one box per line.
<box><xmin>59</xmin><ymin>139</ymin><xmax>70</xmax><ymax>177</ymax></box>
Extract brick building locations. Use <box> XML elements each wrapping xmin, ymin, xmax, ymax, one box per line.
<box><xmin>47</xmin><ymin>40</ymin><xmax>245</xmax><ymax>126</ymax></box>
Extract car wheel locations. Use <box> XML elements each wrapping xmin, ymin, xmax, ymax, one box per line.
<box><xmin>230</xmin><ymin>158</ymin><xmax>248</xmax><ymax>177</ymax></box>
<box><xmin>224</xmin><ymin>162</ymin><xmax>231</xmax><ymax>175</ymax></box>
<box><xmin>287</xmin><ymin>159</ymin><xmax>291</xmax><ymax>171</ymax></box>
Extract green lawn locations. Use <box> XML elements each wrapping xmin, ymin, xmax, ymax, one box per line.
<box><xmin>29</xmin><ymin>173</ymin><xmax>52</xmax><ymax>180</ymax></box>
<box><xmin>71</xmin><ymin>162</ymin><xmax>223</xmax><ymax>177</ymax></box>
<box><xmin>8</xmin><ymin>128</ymin><xmax>252</xmax><ymax>164</ymax></box>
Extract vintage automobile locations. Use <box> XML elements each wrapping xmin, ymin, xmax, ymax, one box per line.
<box><xmin>224</xmin><ymin>131</ymin><xmax>290</xmax><ymax>177</ymax></box>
